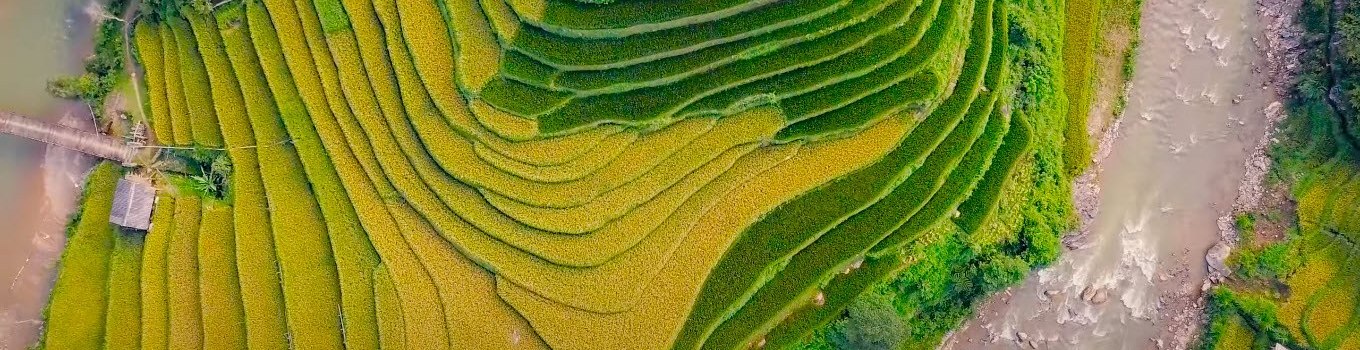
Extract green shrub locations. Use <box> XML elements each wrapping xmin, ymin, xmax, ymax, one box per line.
<box><xmin>829</xmin><ymin>290</ymin><xmax>906</xmax><ymax>350</ymax></box>
<box><xmin>764</xmin><ymin>252</ymin><xmax>909</xmax><ymax>349</ymax></box>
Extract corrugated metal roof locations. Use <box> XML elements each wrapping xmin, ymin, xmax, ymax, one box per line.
<box><xmin>109</xmin><ymin>176</ymin><xmax>155</xmax><ymax>230</ymax></box>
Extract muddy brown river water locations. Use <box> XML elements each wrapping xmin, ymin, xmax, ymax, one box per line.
<box><xmin>948</xmin><ymin>0</ymin><xmax>1273</xmax><ymax>348</ymax></box>
<box><xmin>0</xmin><ymin>0</ymin><xmax>96</xmax><ymax>348</ymax></box>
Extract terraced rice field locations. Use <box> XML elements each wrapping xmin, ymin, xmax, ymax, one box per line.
<box><xmin>1208</xmin><ymin>161</ymin><xmax>1360</xmax><ymax>350</ymax></box>
<box><xmin>38</xmin><ymin>0</ymin><xmax>1075</xmax><ymax>348</ymax></box>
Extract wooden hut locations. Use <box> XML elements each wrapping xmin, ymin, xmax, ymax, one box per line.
<box><xmin>109</xmin><ymin>175</ymin><xmax>156</xmax><ymax>231</ymax></box>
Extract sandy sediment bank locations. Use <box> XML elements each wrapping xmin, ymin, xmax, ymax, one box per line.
<box><xmin>0</xmin><ymin>111</ymin><xmax>95</xmax><ymax>349</ymax></box>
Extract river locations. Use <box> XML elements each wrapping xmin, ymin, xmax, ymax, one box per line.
<box><xmin>0</xmin><ymin>0</ymin><xmax>98</xmax><ymax>348</ymax></box>
<box><xmin>946</xmin><ymin>0</ymin><xmax>1273</xmax><ymax>348</ymax></box>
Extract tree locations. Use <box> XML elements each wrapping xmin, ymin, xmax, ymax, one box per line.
<box><xmin>830</xmin><ymin>291</ymin><xmax>906</xmax><ymax>350</ymax></box>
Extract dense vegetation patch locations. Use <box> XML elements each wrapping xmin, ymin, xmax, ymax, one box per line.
<box><xmin>36</xmin><ymin>0</ymin><xmax>1085</xmax><ymax>348</ymax></box>
<box><xmin>1202</xmin><ymin>1</ymin><xmax>1360</xmax><ymax>349</ymax></box>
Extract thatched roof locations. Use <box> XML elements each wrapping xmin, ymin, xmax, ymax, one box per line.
<box><xmin>109</xmin><ymin>176</ymin><xmax>156</xmax><ymax>230</ymax></box>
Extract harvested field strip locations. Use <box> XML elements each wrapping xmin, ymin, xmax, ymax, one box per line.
<box><xmin>134</xmin><ymin>23</ymin><xmax>173</xmax><ymax>142</ymax></box>
<box><xmin>679</xmin><ymin>0</ymin><xmax>988</xmax><ymax>342</ymax></box>
<box><xmin>533</xmin><ymin>0</ymin><xmax>917</xmax><ymax>135</ymax></box>
<box><xmin>530</xmin><ymin>0</ymin><xmax>900</xmax><ymax>95</ymax></box>
<box><xmin>481</xmin><ymin>112</ymin><xmax>780</xmax><ymax>234</ymax></box>
<box><xmin>213</xmin><ymin>10</ymin><xmax>293</xmax><ymax>349</ymax></box>
<box><xmin>498</xmin><ymin>117</ymin><xmax>910</xmax><ymax>350</ymax></box>
<box><xmin>373</xmin><ymin>266</ymin><xmax>406</xmax><ymax>350</ymax></box>
<box><xmin>42</xmin><ymin>162</ymin><xmax>120</xmax><ymax>350</ymax></box>
<box><xmin>139</xmin><ymin>194</ymin><xmax>175</xmax><ymax>350</ymax></box>
<box><xmin>170</xmin><ymin>17</ymin><xmax>225</xmax><ymax>147</ymax></box>
<box><xmin>198</xmin><ymin>203</ymin><xmax>247</xmax><ymax>350</ymax></box>
<box><xmin>166</xmin><ymin>196</ymin><xmax>202</xmax><ymax>349</ymax></box>
<box><xmin>103</xmin><ymin>233</ymin><xmax>143</xmax><ymax>350</ymax></box>
<box><xmin>506</xmin><ymin>0</ymin><xmax>846</xmax><ymax>70</ymax></box>
<box><xmin>682</xmin><ymin>0</ymin><xmax>943</xmax><ymax>120</ymax></box>
<box><xmin>160</xmin><ymin>25</ymin><xmax>192</xmax><ymax>145</ymax></box>
<box><xmin>234</xmin><ymin>4</ymin><xmax>348</xmax><ymax>347</ymax></box>
<box><xmin>504</xmin><ymin>0</ymin><xmax>780</xmax><ymax>38</ymax></box>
